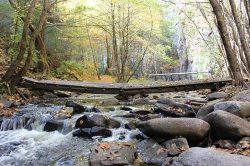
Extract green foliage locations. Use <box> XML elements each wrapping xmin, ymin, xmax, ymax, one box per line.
<box><xmin>56</xmin><ymin>60</ymin><xmax>98</xmax><ymax>81</ymax></box>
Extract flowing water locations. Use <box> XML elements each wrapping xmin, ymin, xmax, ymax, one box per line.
<box><xmin>0</xmin><ymin>92</ymin><xmax>206</xmax><ymax>166</ymax></box>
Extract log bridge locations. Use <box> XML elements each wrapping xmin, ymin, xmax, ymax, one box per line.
<box><xmin>19</xmin><ymin>77</ymin><xmax>233</xmax><ymax>96</ymax></box>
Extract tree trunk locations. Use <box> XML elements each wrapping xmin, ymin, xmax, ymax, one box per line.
<box><xmin>10</xmin><ymin>0</ymin><xmax>48</xmax><ymax>89</ymax></box>
<box><xmin>229</xmin><ymin>0</ymin><xmax>250</xmax><ymax>70</ymax></box>
<box><xmin>2</xmin><ymin>0</ymin><xmax>38</xmax><ymax>82</ymax></box>
<box><xmin>209</xmin><ymin>0</ymin><xmax>244</xmax><ymax>86</ymax></box>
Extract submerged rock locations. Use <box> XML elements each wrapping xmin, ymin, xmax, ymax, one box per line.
<box><xmin>172</xmin><ymin>147</ymin><xmax>250</xmax><ymax>166</ymax></box>
<box><xmin>207</xmin><ymin>92</ymin><xmax>228</xmax><ymax>101</ymax></box>
<box><xmin>136</xmin><ymin>139</ymin><xmax>169</xmax><ymax>166</ymax></box>
<box><xmin>137</xmin><ymin>118</ymin><xmax>210</xmax><ymax>143</ymax></box>
<box><xmin>89</xmin><ymin>142</ymin><xmax>135</xmax><ymax>166</ymax></box>
<box><xmin>75</xmin><ymin>114</ymin><xmax>120</xmax><ymax>129</ymax></box>
<box><xmin>204</xmin><ymin>110</ymin><xmax>250</xmax><ymax>140</ymax></box>
<box><xmin>72</xmin><ymin>127</ymin><xmax>112</xmax><ymax>138</ymax></box>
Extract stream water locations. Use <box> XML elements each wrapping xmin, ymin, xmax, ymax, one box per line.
<box><xmin>0</xmin><ymin>92</ymin><xmax>206</xmax><ymax>166</ymax></box>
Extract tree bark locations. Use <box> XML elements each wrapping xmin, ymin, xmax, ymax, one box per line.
<box><xmin>229</xmin><ymin>0</ymin><xmax>250</xmax><ymax>70</ymax></box>
<box><xmin>2</xmin><ymin>0</ymin><xmax>38</xmax><ymax>82</ymax></box>
<box><xmin>209</xmin><ymin>0</ymin><xmax>244</xmax><ymax>85</ymax></box>
<box><xmin>10</xmin><ymin>0</ymin><xmax>48</xmax><ymax>88</ymax></box>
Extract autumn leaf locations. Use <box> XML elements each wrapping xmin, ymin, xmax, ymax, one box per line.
<box><xmin>99</xmin><ymin>143</ymin><xmax>111</xmax><ymax>150</ymax></box>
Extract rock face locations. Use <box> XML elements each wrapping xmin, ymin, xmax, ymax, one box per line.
<box><xmin>232</xmin><ymin>90</ymin><xmax>250</xmax><ymax>102</ymax></box>
<box><xmin>197</xmin><ymin>99</ymin><xmax>223</xmax><ymax>119</ymax></box>
<box><xmin>136</xmin><ymin>139</ymin><xmax>169</xmax><ymax>166</ymax></box>
<box><xmin>204</xmin><ymin>110</ymin><xmax>250</xmax><ymax>140</ymax></box>
<box><xmin>89</xmin><ymin>142</ymin><xmax>135</xmax><ymax>166</ymax></box>
<box><xmin>207</xmin><ymin>92</ymin><xmax>228</xmax><ymax>101</ymax></box>
<box><xmin>75</xmin><ymin>114</ymin><xmax>120</xmax><ymax>129</ymax></box>
<box><xmin>137</xmin><ymin>118</ymin><xmax>210</xmax><ymax>142</ymax></box>
<box><xmin>172</xmin><ymin>147</ymin><xmax>250</xmax><ymax>166</ymax></box>
<box><xmin>154</xmin><ymin>98</ymin><xmax>195</xmax><ymax>117</ymax></box>
<box><xmin>72</xmin><ymin>127</ymin><xmax>112</xmax><ymax>138</ymax></box>
<box><xmin>214</xmin><ymin>101</ymin><xmax>250</xmax><ymax>118</ymax></box>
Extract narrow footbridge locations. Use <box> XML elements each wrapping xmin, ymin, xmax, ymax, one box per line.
<box><xmin>19</xmin><ymin>77</ymin><xmax>233</xmax><ymax>96</ymax></box>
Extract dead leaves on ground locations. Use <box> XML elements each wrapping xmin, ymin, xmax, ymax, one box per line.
<box><xmin>0</xmin><ymin>108</ymin><xmax>19</xmax><ymax>117</ymax></box>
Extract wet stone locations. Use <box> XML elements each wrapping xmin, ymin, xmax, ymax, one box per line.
<box><xmin>89</xmin><ymin>142</ymin><xmax>135</xmax><ymax>166</ymax></box>
<box><xmin>72</xmin><ymin>127</ymin><xmax>112</xmax><ymax>138</ymax></box>
<box><xmin>162</xmin><ymin>137</ymin><xmax>189</xmax><ymax>150</ymax></box>
<box><xmin>136</xmin><ymin>139</ymin><xmax>169</xmax><ymax>166</ymax></box>
<box><xmin>75</xmin><ymin>114</ymin><xmax>121</xmax><ymax>129</ymax></box>
<box><xmin>43</xmin><ymin>120</ymin><xmax>64</xmax><ymax>132</ymax></box>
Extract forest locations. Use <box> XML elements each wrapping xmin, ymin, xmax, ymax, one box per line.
<box><xmin>0</xmin><ymin>0</ymin><xmax>249</xmax><ymax>87</ymax></box>
<box><xmin>0</xmin><ymin>0</ymin><xmax>250</xmax><ymax>166</ymax></box>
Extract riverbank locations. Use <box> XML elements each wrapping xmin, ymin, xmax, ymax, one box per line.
<box><xmin>0</xmin><ymin>86</ymin><xmax>250</xmax><ymax>166</ymax></box>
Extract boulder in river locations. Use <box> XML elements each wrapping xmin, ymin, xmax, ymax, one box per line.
<box><xmin>72</xmin><ymin>127</ymin><xmax>112</xmax><ymax>138</ymax></box>
<box><xmin>155</xmin><ymin>98</ymin><xmax>195</xmax><ymax>117</ymax></box>
<box><xmin>89</xmin><ymin>142</ymin><xmax>135</xmax><ymax>166</ymax></box>
<box><xmin>137</xmin><ymin>118</ymin><xmax>210</xmax><ymax>143</ymax></box>
<box><xmin>65</xmin><ymin>101</ymin><xmax>87</xmax><ymax>114</ymax></box>
<box><xmin>136</xmin><ymin>139</ymin><xmax>169</xmax><ymax>166</ymax></box>
<box><xmin>197</xmin><ymin>99</ymin><xmax>224</xmax><ymax>119</ymax></box>
<box><xmin>204</xmin><ymin>110</ymin><xmax>250</xmax><ymax>140</ymax></box>
<box><xmin>43</xmin><ymin>120</ymin><xmax>64</xmax><ymax>132</ymax></box>
<box><xmin>214</xmin><ymin>101</ymin><xmax>250</xmax><ymax>118</ymax></box>
<box><xmin>207</xmin><ymin>92</ymin><xmax>228</xmax><ymax>101</ymax></box>
<box><xmin>75</xmin><ymin>114</ymin><xmax>120</xmax><ymax>129</ymax></box>
<box><xmin>172</xmin><ymin>147</ymin><xmax>250</xmax><ymax>166</ymax></box>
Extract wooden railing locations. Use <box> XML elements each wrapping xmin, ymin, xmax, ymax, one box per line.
<box><xmin>149</xmin><ymin>72</ymin><xmax>210</xmax><ymax>81</ymax></box>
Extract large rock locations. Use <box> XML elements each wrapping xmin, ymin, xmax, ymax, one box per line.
<box><xmin>197</xmin><ymin>99</ymin><xmax>224</xmax><ymax>119</ymax></box>
<box><xmin>204</xmin><ymin>110</ymin><xmax>250</xmax><ymax>140</ymax></box>
<box><xmin>75</xmin><ymin>114</ymin><xmax>120</xmax><ymax>129</ymax></box>
<box><xmin>43</xmin><ymin>120</ymin><xmax>64</xmax><ymax>132</ymax></box>
<box><xmin>232</xmin><ymin>90</ymin><xmax>250</xmax><ymax>102</ymax></box>
<box><xmin>136</xmin><ymin>139</ymin><xmax>169</xmax><ymax>166</ymax></box>
<box><xmin>172</xmin><ymin>147</ymin><xmax>250</xmax><ymax>166</ymax></box>
<box><xmin>89</xmin><ymin>142</ymin><xmax>135</xmax><ymax>166</ymax></box>
<box><xmin>137</xmin><ymin>118</ymin><xmax>210</xmax><ymax>142</ymax></box>
<box><xmin>66</xmin><ymin>101</ymin><xmax>100</xmax><ymax>114</ymax></box>
<box><xmin>214</xmin><ymin>101</ymin><xmax>250</xmax><ymax>118</ymax></box>
<box><xmin>155</xmin><ymin>98</ymin><xmax>195</xmax><ymax>117</ymax></box>
<box><xmin>65</xmin><ymin>101</ymin><xmax>87</xmax><ymax>114</ymax></box>
<box><xmin>72</xmin><ymin>127</ymin><xmax>112</xmax><ymax>138</ymax></box>
<box><xmin>207</xmin><ymin>92</ymin><xmax>228</xmax><ymax>101</ymax></box>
